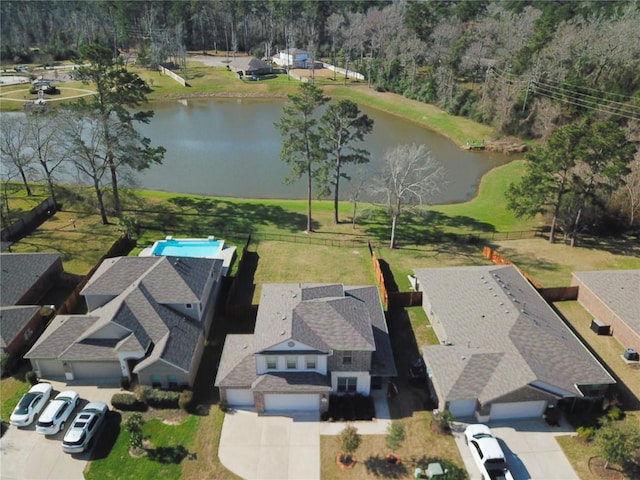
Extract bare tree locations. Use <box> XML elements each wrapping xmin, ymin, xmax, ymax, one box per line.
<box><xmin>0</xmin><ymin>115</ymin><xmax>33</xmax><ymax>196</ymax></box>
<box><xmin>370</xmin><ymin>144</ymin><xmax>445</xmax><ymax>248</ymax></box>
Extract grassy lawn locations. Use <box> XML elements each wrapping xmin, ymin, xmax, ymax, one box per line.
<box><xmin>85</xmin><ymin>414</ymin><xmax>205</xmax><ymax>480</ymax></box>
<box><xmin>321</xmin><ymin>412</ymin><xmax>465</xmax><ymax>480</ymax></box>
<box><xmin>0</xmin><ymin>371</ymin><xmax>29</xmax><ymax>421</ymax></box>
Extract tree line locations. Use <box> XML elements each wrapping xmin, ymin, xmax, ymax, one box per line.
<box><xmin>2</xmin><ymin>1</ymin><xmax>639</xmax><ymax>136</ymax></box>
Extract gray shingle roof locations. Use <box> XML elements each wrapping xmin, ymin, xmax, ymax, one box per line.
<box><xmin>573</xmin><ymin>270</ymin><xmax>640</xmax><ymax>336</ymax></box>
<box><xmin>25</xmin><ymin>316</ymin><xmax>100</xmax><ymax>359</ymax></box>
<box><xmin>252</xmin><ymin>372</ymin><xmax>331</xmax><ymax>393</ymax></box>
<box><xmin>0</xmin><ymin>305</ymin><xmax>40</xmax><ymax>348</ymax></box>
<box><xmin>230</xmin><ymin>56</ymin><xmax>271</xmax><ymax>72</ymax></box>
<box><xmin>216</xmin><ymin>283</ymin><xmax>397</xmax><ymax>388</ymax></box>
<box><xmin>1</xmin><ymin>253</ymin><xmax>61</xmax><ymax>306</ymax></box>
<box><xmin>414</xmin><ymin>265</ymin><xmax>615</xmax><ymax>404</ymax></box>
<box><xmin>29</xmin><ymin>255</ymin><xmax>221</xmax><ymax>373</ymax></box>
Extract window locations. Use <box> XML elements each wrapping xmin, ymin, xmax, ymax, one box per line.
<box><xmin>185</xmin><ymin>303</ymin><xmax>193</xmax><ymax>309</ymax></box>
<box><xmin>151</xmin><ymin>375</ymin><xmax>162</xmax><ymax>388</ymax></box>
<box><xmin>168</xmin><ymin>375</ymin><xmax>178</xmax><ymax>388</ymax></box>
<box><xmin>342</xmin><ymin>351</ymin><xmax>353</xmax><ymax>366</ymax></box>
<box><xmin>266</xmin><ymin>356</ymin><xmax>277</xmax><ymax>369</ymax></box>
<box><xmin>306</xmin><ymin>356</ymin><xmax>316</xmax><ymax>369</ymax></box>
<box><xmin>337</xmin><ymin>377</ymin><xmax>357</xmax><ymax>393</ymax></box>
<box><xmin>286</xmin><ymin>356</ymin><xmax>297</xmax><ymax>369</ymax></box>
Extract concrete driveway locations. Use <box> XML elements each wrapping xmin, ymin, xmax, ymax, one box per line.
<box><xmin>453</xmin><ymin>418</ymin><xmax>579</xmax><ymax>480</ymax></box>
<box><xmin>219</xmin><ymin>409</ymin><xmax>320</xmax><ymax>480</ymax></box>
<box><xmin>1</xmin><ymin>380</ymin><xmax>120</xmax><ymax>480</ymax></box>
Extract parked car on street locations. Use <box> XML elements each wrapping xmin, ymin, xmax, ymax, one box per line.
<box><xmin>9</xmin><ymin>383</ymin><xmax>53</xmax><ymax>427</ymax></box>
<box><xmin>464</xmin><ymin>424</ymin><xmax>514</xmax><ymax>480</ymax></box>
<box><xmin>62</xmin><ymin>402</ymin><xmax>108</xmax><ymax>453</ymax></box>
<box><xmin>36</xmin><ymin>390</ymin><xmax>79</xmax><ymax>435</ymax></box>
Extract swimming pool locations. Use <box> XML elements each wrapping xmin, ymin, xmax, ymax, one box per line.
<box><xmin>150</xmin><ymin>237</ymin><xmax>224</xmax><ymax>258</ymax></box>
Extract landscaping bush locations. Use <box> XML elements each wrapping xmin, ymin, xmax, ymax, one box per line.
<box><xmin>576</xmin><ymin>426</ymin><xmax>596</xmax><ymax>442</ymax></box>
<box><xmin>178</xmin><ymin>389</ymin><xmax>194</xmax><ymax>412</ymax></box>
<box><xmin>111</xmin><ymin>393</ymin><xmax>146</xmax><ymax>411</ymax></box>
<box><xmin>119</xmin><ymin>376</ymin><xmax>131</xmax><ymax>390</ymax></box>
<box><xmin>25</xmin><ymin>370</ymin><xmax>38</xmax><ymax>385</ymax></box>
<box><xmin>145</xmin><ymin>389</ymin><xmax>180</xmax><ymax>409</ymax></box>
<box><xmin>134</xmin><ymin>384</ymin><xmax>150</xmax><ymax>403</ymax></box>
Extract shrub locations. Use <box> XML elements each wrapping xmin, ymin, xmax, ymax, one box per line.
<box><xmin>134</xmin><ymin>384</ymin><xmax>150</xmax><ymax>403</ymax></box>
<box><xmin>433</xmin><ymin>409</ymin><xmax>455</xmax><ymax>432</ymax></box>
<box><xmin>576</xmin><ymin>426</ymin><xmax>595</xmax><ymax>442</ymax></box>
<box><xmin>386</xmin><ymin>422</ymin><xmax>405</xmax><ymax>452</ymax></box>
<box><xmin>111</xmin><ymin>393</ymin><xmax>146</xmax><ymax>411</ymax></box>
<box><xmin>606</xmin><ymin>406</ymin><xmax>623</xmax><ymax>421</ymax></box>
<box><xmin>178</xmin><ymin>390</ymin><xmax>194</xmax><ymax>412</ymax></box>
<box><xmin>126</xmin><ymin>413</ymin><xmax>145</xmax><ymax>450</ymax></box>
<box><xmin>145</xmin><ymin>389</ymin><xmax>180</xmax><ymax>409</ymax></box>
<box><xmin>340</xmin><ymin>425</ymin><xmax>361</xmax><ymax>456</ymax></box>
<box><xmin>120</xmin><ymin>376</ymin><xmax>131</xmax><ymax>390</ymax></box>
<box><xmin>25</xmin><ymin>370</ymin><xmax>38</xmax><ymax>385</ymax></box>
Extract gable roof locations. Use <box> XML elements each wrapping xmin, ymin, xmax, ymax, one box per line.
<box><xmin>573</xmin><ymin>270</ymin><xmax>640</xmax><ymax>335</ymax></box>
<box><xmin>414</xmin><ymin>265</ymin><xmax>615</xmax><ymax>405</ymax></box>
<box><xmin>215</xmin><ymin>283</ymin><xmax>396</xmax><ymax>388</ymax></box>
<box><xmin>230</xmin><ymin>56</ymin><xmax>271</xmax><ymax>72</ymax></box>
<box><xmin>0</xmin><ymin>305</ymin><xmax>40</xmax><ymax>348</ymax></box>
<box><xmin>28</xmin><ymin>256</ymin><xmax>222</xmax><ymax>373</ymax></box>
<box><xmin>1</xmin><ymin>252</ymin><xmax>61</xmax><ymax>306</ymax></box>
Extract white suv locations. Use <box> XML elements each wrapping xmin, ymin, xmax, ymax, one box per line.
<box><xmin>62</xmin><ymin>402</ymin><xmax>108</xmax><ymax>453</ymax></box>
<box><xmin>464</xmin><ymin>424</ymin><xmax>514</xmax><ymax>480</ymax></box>
<box><xmin>36</xmin><ymin>391</ymin><xmax>79</xmax><ymax>435</ymax></box>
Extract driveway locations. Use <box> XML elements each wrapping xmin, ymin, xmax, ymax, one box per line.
<box><xmin>1</xmin><ymin>380</ymin><xmax>120</xmax><ymax>480</ymax></box>
<box><xmin>453</xmin><ymin>418</ymin><xmax>579</xmax><ymax>480</ymax></box>
<box><xmin>219</xmin><ymin>409</ymin><xmax>321</xmax><ymax>480</ymax></box>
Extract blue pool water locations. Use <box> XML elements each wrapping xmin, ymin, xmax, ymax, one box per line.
<box><xmin>151</xmin><ymin>239</ymin><xmax>224</xmax><ymax>258</ymax></box>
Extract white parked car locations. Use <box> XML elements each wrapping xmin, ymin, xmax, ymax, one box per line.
<box><xmin>36</xmin><ymin>390</ymin><xmax>79</xmax><ymax>435</ymax></box>
<box><xmin>62</xmin><ymin>402</ymin><xmax>109</xmax><ymax>453</ymax></box>
<box><xmin>464</xmin><ymin>424</ymin><xmax>514</xmax><ymax>480</ymax></box>
<box><xmin>9</xmin><ymin>383</ymin><xmax>53</xmax><ymax>427</ymax></box>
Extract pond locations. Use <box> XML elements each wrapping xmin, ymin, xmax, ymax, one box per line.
<box><xmin>134</xmin><ymin>98</ymin><xmax>512</xmax><ymax>204</ymax></box>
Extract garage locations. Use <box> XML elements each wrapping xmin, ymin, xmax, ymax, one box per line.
<box><xmin>70</xmin><ymin>361</ymin><xmax>122</xmax><ymax>381</ymax></box>
<box><xmin>225</xmin><ymin>388</ymin><xmax>255</xmax><ymax>406</ymax></box>
<box><xmin>33</xmin><ymin>359</ymin><xmax>65</xmax><ymax>378</ymax></box>
<box><xmin>264</xmin><ymin>393</ymin><xmax>319</xmax><ymax>411</ymax></box>
<box><xmin>447</xmin><ymin>399</ymin><xmax>477</xmax><ymax>417</ymax></box>
<box><xmin>490</xmin><ymin>400</ymin><xmax>547</xmax><ymax>420</ymax></box>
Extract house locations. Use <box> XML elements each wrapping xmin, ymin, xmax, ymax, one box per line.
<box><xmin>228</xmin><ymin>57</ymin><xmax>272</xmax><ymax>77</ymax></box>
<box><xmin>273</xmin><ymin>48</ymin><xmax>309</xmax><ymax>68</ymax></box>
<box><xmin>215</xmin><ymin>283</ymin><xmax>396</xmax><ymax>413</ymax></box>
<box><xmin>572</xmin><ymin>270</ymin><xmax>640</xmax><ymax>353</ymax></box>
<box><xmin>1</xmin><ymin>253</ymin><xmax>63</xmax><ymax>372</ymax></box>
<box><xmin>26</xmin><ymin>255</ymin><xmax>224</xmax><ymax>388</ymax></box>
<box><xmin>413</xmin><ymin>265</ymin><xmax>615</xmax><ymax>421</ymax></box>
<box><xmin>1</xmin><ymin>252</ymin><xmax>63</xmax><ymax>306</ymax></box>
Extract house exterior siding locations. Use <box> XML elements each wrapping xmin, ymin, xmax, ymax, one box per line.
<box><xmin>327</xmin><ymin>350</ymin><xmax>371</xmax><ymax>372</ymax></box>
<box><xmin>572</xmin><ymin>274</ymin><xmax>640</xmax><ymax>352</ymax></box>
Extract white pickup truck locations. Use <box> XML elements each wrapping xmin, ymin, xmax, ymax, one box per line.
<box><xmin>464</xmin><ymin>424</ymin><xmax>515</xmax><ymax>480</ymax></box>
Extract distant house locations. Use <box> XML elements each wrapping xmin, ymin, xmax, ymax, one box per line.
<box><xmin>273</xmin><ymin>48</ymin><xmax>309</xmax><ymax>68</ymax></box>
<box><xmin>215</xmin><ymin>283</ymin><xmax>396</xmax><ymax>413</ymax></box>
<box><xmin>1</xmin><ymin>253</ymin><xmax>63</xmax><ymax>372</ymax></box>
<box><xmin>414</xmin><ymin>265</ymin><xmax>615</xmax><ymax>421</ymax></box>
<box><xmin>26</xmin><ymin>255</ymin><xmax>224</xmax><ymax>387</ymax></box>
<box><xmin>229</xmin><ymin>56</ymin><xmax>272</xmax><ymax>77</ymax></box>
<box><xmin>572</xmin><ymin>270</ymin><xmax>640</xmax><ymax>353</ymax></box>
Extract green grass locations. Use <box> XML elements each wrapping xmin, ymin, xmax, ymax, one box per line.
<box><xmin>85</xmin><ymin>414</ymin><xmax>201</xmax><ymax>480</ymax></box>
<box><xmin>0</xmin><ymin>374</ymin><xmax>29</xmax><ymax>421</ymax></box>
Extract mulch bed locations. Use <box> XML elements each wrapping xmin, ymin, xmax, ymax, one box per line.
<box><xmin>588</xmin><ymin>457</ymin><xmax>624</xmax><ymax>480</ymax></box>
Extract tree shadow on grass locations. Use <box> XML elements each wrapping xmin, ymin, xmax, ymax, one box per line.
<box><xmin>124</xmin><ymin>195</ymin><xmax>310</xmax><ymax>237</ymax></box>
<box><xmin>91</xmin><ymin>411</ymin><xmax>122</xmax><ymax>460</ymax></box>
<box><xmin>363</xmin><ymin>455</ymin><xmax>408</xmax><ymax>478</ymax></box>
<box><xmin>146</xmin><ymin>445</ymin><xmax>196</xmax><ymax>464</ymax></box>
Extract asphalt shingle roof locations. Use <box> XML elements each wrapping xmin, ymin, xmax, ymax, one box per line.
<box><xmin>573</xmin><ymin>270</ymin><xmax>640</xmax><ymax>336</ymax></box>
<box><xmin>1</xmin><ymin>253</ymin><xmax>61</xmax><ymax>306</ymax></box>
<box><xmin>0</xmin><ymin>305</ymin><xmax>40</xmax><ymax>348</ymax></box>
<box><xmin>28</xmin><ymin>255</ymin><xmax>221</xmax><ymax>373</ymax></box>
<box><xmin>25</xmin><ymin>316</ymin><xmax>100</xmax><ymax>359</ymax></box>
<box><xmin>216</xmin><ymin>283</ymin><xmax>397</xmax><ymax>388</ymax></box>
<box><xmin>253</xmin><ymin>372</ymin><xmax>331</xmax><ymax>393</ymax></box>
<box><xmin>414</xmin><ymin>265</ymin><xmax>615</xmax><ymax>405</ymax></box>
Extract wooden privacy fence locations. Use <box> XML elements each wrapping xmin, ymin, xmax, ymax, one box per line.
<box><xmin>225</xmin><ymin>234</ymin><xmax>253</xmax><ymax>316</ymax></box>
<box><xmin>538</xmin><ymin>286</ymin><xmax>579</xmax><ymax>302</ymax></box>
<box><xmin>482</xmin><ymin>246</ymin><xmax>543</xmax><ymax>289</ymax></box>
<box><xmin>1</xmin><ymin>197</ymin><xmax>57</xmax><ymax>242</ymax></box>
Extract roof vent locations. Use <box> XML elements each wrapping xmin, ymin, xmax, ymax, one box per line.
<box><xmin>280</xmin><ymin>330</ymin><xmax>286</xmax><ymax>336</ymax></box>
<box><xmin>242</xmin><ymin>344</ymin><xmax>248</xmax><ymax>349</ymax></box>
<box><xmin>281</xmin><ymin>315</ymin><xmax>287</xmax><ymax>320</ymax></box>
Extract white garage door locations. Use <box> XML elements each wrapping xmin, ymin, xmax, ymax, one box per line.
<box><xmin>71</xmin><ymin>361</ymin><xmax>122</xmax><ymax>381</ymax></box>
<box><xmin>448</xmin><ymin>399</ymin><xmax>477</xmax><ymax>417</ymax></box>
<box><xmin>264</xmin><ymin>394</ymin><xmax>319</xmax><ymax>411</ymax></box>
<box><xmin>490</xmin><ymin>400</ymin><xmax>547</xmax><ymax>420</ymax></box>
<box><xmin>225</xmin><ymin>389</ymin><xmax>255</xmax><ymax>406</ymax></box>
